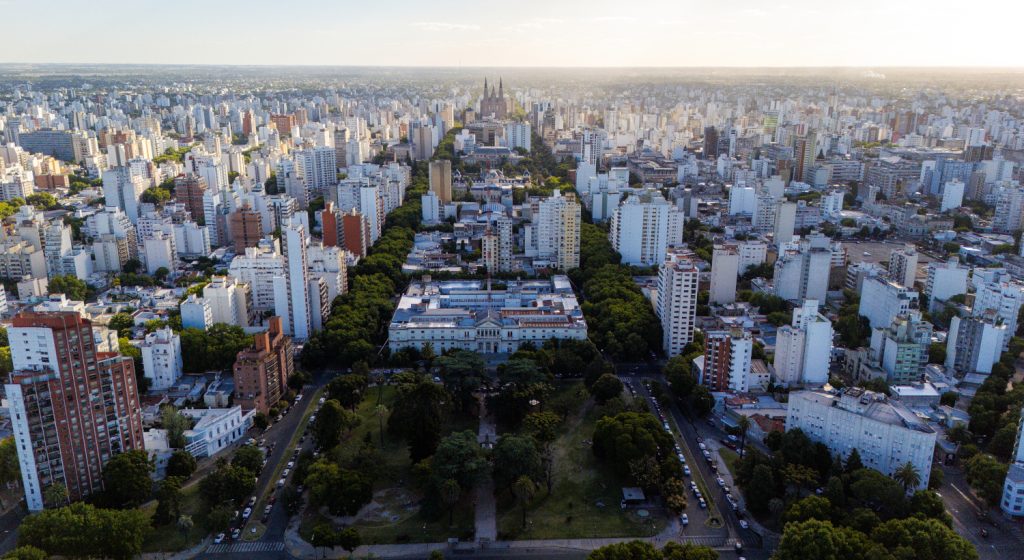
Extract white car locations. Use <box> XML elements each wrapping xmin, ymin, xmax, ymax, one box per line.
<box><xmin>698</xmin><ymin>443</ymin><xmax>707</xmax><ymax>451</ymax></box>
<box><xmin>214</xmin><ymin>533</ymin><xmax>225</xmax><ymax>544</ymax></box>
<box><xmin>683</xmin><ymin>466</ymin><xmax>691</xmax><ymax>476</ymax></box>
<box><xmin>739</xmin><ymin>520</ymin><xmax>749</xmax><ymax>529</ymax></box>
<box><xmin>680</xmin><ymin>513</ymin><xmax>689</xmax><ymax>526</ymax></box>
<box><xmin>242</xmin><ymin>507</ymin><xmax>252</xmax><ymax>519</ymax></box>
<box><xmin>698</xmin><ymin>498</ymin><xmax>707</xmax><ymax>509</ymax></box>
<box><xmin>282</xmin><ymin>468</ymin><xmax>291</xmax><ymax>477</ymax></box>
<box><xmin>295</xmin><ymin>394</ymin><xmax>303</xmax><ymax>402</ymax></box>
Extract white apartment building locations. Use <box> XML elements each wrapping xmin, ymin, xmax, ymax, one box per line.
<box><xmin>657</xmin><ymin>249</ymin><xmax>699</xmax><ymax>356</ymax></box>
<box><xmin>140</xmin><ymin>327</ymin><xmax>183</xmax><ymax>390</ymax></box>
<box><xmin>787</xmin><ymin>388</ymin><xmax>936</xmax><ymax>491</ymax></box>
<box><xmin>924</xmin><ymin>257</ymin><xmax>969</xmax><ymax>311</ymax></box>
<box><xmin>737</xmin><ymin>240</ymin><xmax>768</xmax><ymax>273</ymax></box>
<box><xmin>774</xmin><ymin>202</ymin><xmax>797</xmax><ymax>246</ymax></box>
<box><xmin>203</xmin><ymin>275</ymin><xmax>251</xmax><ymax>327</ymax></box>
<box><xmin>728</xmin><ymin>185</ymin><xmax>756</xmax><ymax>216</ymax></box>
<box><xmin>974</xmin><ymin>280</ymin><xmax>1024</xmax><ymax>350</ymax></box>
<box><xmin>142</xmin><ymin>232</ymin><xmax>176</xmax><ymax>275</ymax></box>
<box><xmin>179</xmin><ymin>294</ymin><xmax>213</xmax><ymax>331</ymax></box>
<box><xmin>609</xmin><ymin>191</ymin><xmax>684</xmax><ymax>266</ymax></box>
<box><xmin>0</xmin><ymin>165</ymin><xmax>35</xmax><ymax>202</ymax></box>
<box><xmin>1000</xmin><ymin>408</ymin><xmax>1024</xmax><ymax>518</ymax></box>
<box><xmin>859</xmin><ymin>277</ymin><xmax>920</xmax><ymax>330</ymax></box>
<box><xmin>710</xmin><ymin>244</ymin><xmax>739</xmax><ymax>305</ymax></box>
<box><xmin>941</xmin><ymin>180</ymin><xmax>965</xmax><ymax>212</ymax></box>
<box><xmin>946</xmin><ymin>313</ymin><xmax>1006</xmax><ymax>375</ymax></box>
<box><xmin>388</xmin><ymin>276</ymin><xmax>587</xmax><ymax>354</ymax></box>
<box><xmin>274</xmin><ymin>219</ymin><xmax>314</xmax><ymax>340</ymax></box>
<box><xmin>504</xmin><ymin>122</ymin><xmax>531</xmax><ymax>152</ymax></box>
<box><xmin>821</xmin><ymin>189</ymin><xmax>844</xmax><ymax>220</ymax></box>
<box><xmin>773</xmin><ymin>235</ymin><xmax>832</xmax><ymax>303</ymax></box>
<box><xmin>102</xmin><ymin>166</ymin><xmax>145</xmax><ymax>224</ymax></box>
<box><xmin>994</xmin><ymin>185</ymin><xmax>1024</xmax><ymax>233</ymax></box>
<box><xmin>774</xmin><ymin>300</ymin><xmax>833</xmax><ymax>386</ymax></box>
<box><xmin>308</xmin><ymin>244</ymin><xmax>348</xmax><ymax>302</ymax></box>
<box><xmin>294</xmin><ymin>146</ymin><xmax>338</xmax><ymax>200</ymax></box>
<box><xmin>887</xmin><ymin>245</ymin><xmax>918</xmax><ymax>289</ymax></box>
<box><xmin>227</xmin><ymin>242</ymin><xmax>286</xmax><ymax>311</ymax></box>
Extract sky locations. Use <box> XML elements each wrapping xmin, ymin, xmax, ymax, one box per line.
<box><xmin>4</xmin><ymin>0</ymin><xmax>1023</xmax><ymax>68</ymax></box>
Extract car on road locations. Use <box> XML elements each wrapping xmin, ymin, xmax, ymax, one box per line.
<box><xmin>690</xmin><ymin>481</ymin><xmax>698</xmax><ymax>491</ymax></box>
<box><xmin>680</xmin><ymin>513</ymin><xmax>688</xmax><ymax>526</ymax></box>
<box><xmin>282</xmin><ymin>468</ymin><xmax>291</xmax><ymax>477</ymax></box>
<box><xmin>242</xmin><ymin>507</ymin><xmax>252</xmax><ymax>519</ymax></box>
<box><xmin>214</xmin><ymin>533</ymin><xmax>225</xmax><ymax>544</ymax></box>
<box><xmin>248</xmin><ymin>496</ymin><xmax>257</xmax><ymax>507</ymax></box>
<box><xmin>295</xmin><ymin>394</ymin><xmax>303</xmax><ymax>402</ymax></box>
<box><xmin>277</xmin><ymin>478</ymin><xmax>286</xmax><ymax>488</ymax></box>
<box><xmin>264</xmin><ymin>505</ymin><xmax>273</xmax><ymax>516</ymax></box>
<box><xmin>716</xmin><ymin>477</ymin><xmax>725</xmax><ymax>487</ymax></box>
<box><xmin>698</xmin><ymin>498</ymin><xmax>706</xmax><ymax>509</ymax></box>
<box><xmin>739</xmin><ymin>520</ymin><xmax>749</xmax><ymax>529</ymax></box>
<box><xmin>231</xmin><ymin>528</ymin><xmax>241</xmax><ymax>540</ymax></box>
<box><xmin>727</xmin><ymin>434</ymin><xmax>738</xmax><ymax>442</ymax></box>
<box><xmin>287</xmin><ymin>461</ymin><xmax>295</xmax><ymax>469</ymax></box>
<box><xmin>683</xmin><ymin>466</ymin><xmax>691</xmax><ymax>476</ymax></box>
<box><xmin>318</xmin><ymin>397</ymin><xmax>326</xmax><ymax>405</ymax></box>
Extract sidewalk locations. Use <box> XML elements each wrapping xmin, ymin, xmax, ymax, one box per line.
<box><xmin>475</xmin><ymin>395</ymin><xmax>497</xmax><ymax>543</ymax></box>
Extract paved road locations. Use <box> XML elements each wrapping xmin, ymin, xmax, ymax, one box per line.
<box><xmin>627</xmin><ymin>374</ymin><xmax>768</xmax><ymax>552</ymax></box>
<box><xmin>196</xmin><ymin>372</ymin><xmax>330</xmax><ymax>558</ymax></box>
<box><xmin>939</xmin><ymin>465</ymin><xmax>1023</xmax><ymax>560</ymax></box>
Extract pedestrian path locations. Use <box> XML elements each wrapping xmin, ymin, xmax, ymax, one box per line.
<box><xmin>475</xmin><ymin>395</ymin><xmax>497</xmax><ymax>542</ymax></box>
<box><xmin>205</xmin><ymin>541</ymin><xmax>286</xmax><ymax>553</ymax></box>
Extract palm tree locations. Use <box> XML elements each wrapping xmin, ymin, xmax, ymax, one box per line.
<box><xmin>440</xmin><ymin>478</ymin><xmax>461</xmax><ymax>526</ymax></box>
<box><xmin>512</xmin><ymin>476</ymin><xmax>537</xmax><ymax>529</ymax></box>
<box><xmin>737</xmin><ymin>415</ymin><xmax>751</xmax><ymax>455</ymax></box>
<box><xmin>894</xmin><ymin>461</ymin><xmax>921</xmax><ymax>492</ymax></box>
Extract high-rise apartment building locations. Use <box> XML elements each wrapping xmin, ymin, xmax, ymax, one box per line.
<box><xmin>534</xmin><ymin>191</ymin><xmax>581</xmax><ymax>270</ymax></box>
<box><xmin>203</xmin><ymin>275</ymin><xmax>252</xmax><ymax>327</ymax></box>
<box><xmin>994</xmin><ymin>186</ymin><xmax>1024</xmax><ymax>233</ymax></box>
<box><xmin>273</xmin><ymin>220</ymin><xmax>317</xmax><ymax>341</ymax></box>
<box><xmin>868</xmin><ymin>312</ymin><xmax>932</xmax><ymax>385</ymax></box>
<box><xmin>700</xmin><ymin>329</ymin><xmax>753</xmax><ymax>393</ymax></box>
<box><xmin>859</xmin><ymin>277</ymin><xmax>920</xmax><ymax>330</ymax></box>
<box><xmin>924</xmin><ymin>257</ymin><xmax>969</xmax><ymax>311</ymax></box>
<box><xmin>173</xmin><ymin>175</ymin><xmax>208</xmax><ymax>223</ymax></box>
<box><xmin>140</xmin><ymin>326</ymin><xmax>183</xmax><ymax>390</ymax></box>
<box><xmin>774</xmin><ymin>300</ymin><xmax>834</xmax><ymax>386</ymax></box>
<box><xmin>232</xmin><ymin>317</ymin><xmax>294</xmax><ymax>414</ymax></box>
<box><xmin>102</xmin><ymin>166</ymin><xmax>145</xmax><ymax>224</ymax></box>
<box><xmin>974</xmin><ymin>280</ymin><xmax>1024</xmax><ymax>350</ymax></box>
<box><xmin>341</xmin><ymin>209</ymin><xmax>370</xmax><ymax>258</ymax></box>
<box><xmin>429</xmin><ymin>160</ymin><xmax>452</xmax><ymax>204</ymax></box>
<box><xmin>945</xmin><ymin>312</ymin><xmax>1006</xmax><ymax>375</ymax></box>
<box><xmin>773</xmin><ymin>234</ymin><xmax>832</xmax><ymax>303</ymax></box>
<box><xmin>227</xmin><ymin>242</ymin><xmax>286</xmax><ymax>312</ymax></box>
<box><xmin>887</xmin><ymin>245</ymin><xmax>918</xmax><ymax>289</ymax></box>
<box><xmin>228</xmin><ymin>203</ymin><xmax>263</xmax><ymax>254</ymax></box>
<box><xmin>710</xmin><ymin>244</ymin><xmax>739</xmax><ymax>305</ymax></box>
<box><xmin>608</xmin><ymin>190</ymin><xmax>685</xmax><ymax>266</ymax></box>
<box><xmin>657</xmin><ymin>249</ymin><xmax>699</xmax><ymax>356</ymax></box>
<box><xmin>6</xmin><ymin>306</ymin><xmax>144</xmax><ymax>511</ymax></box>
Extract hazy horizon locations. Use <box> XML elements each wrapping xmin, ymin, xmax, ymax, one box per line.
<box><xmin>5</xmin><ymin>0</ymin><xmax>1022</xmax><ymax>68</ymax></box>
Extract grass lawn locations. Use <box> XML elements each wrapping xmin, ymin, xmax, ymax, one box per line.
<box><xmin>298</xmin><ymin>382</ymin><xmax>477</xmax><ymax>544</ymax></box>
<box><xmin>141</xmin><ymin>484</ymin><xmax>207</xmax><ymax>552</ymax></box>
<box><xmin>718</xmin><ymin>448</ymin><xmax>740</xmax><ymax>477</ymax></box>
<box><xmin>495</xmin><ymin>381</ymin><xmax>666</xmax><ymax>540</ymax></box>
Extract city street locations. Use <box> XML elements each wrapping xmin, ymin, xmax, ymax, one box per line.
<box><xmin>625</xmin><ymin>373</ymin><xmax>769</xmax><ymax>554</ymax></box>
<box><xmin>939</xmin><ymin>465</ymin><xmax>1023</xmax><ymax>560</ymax></box>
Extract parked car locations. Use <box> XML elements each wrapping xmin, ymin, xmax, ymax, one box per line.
<box><xmin>231</xmin><ymin>528</ymin><xmax>241</xmax><ymax>540</ymax></box>
<box><xmin>680</xmin><ymin>513</ymin><xmax>689</xmax><ymax>526</ymax></box>
<box><xmin>214</xmin><ymin>533</ymin><xmax>225</xmax><ymax>544</ymax></box>
<box><xmin>739</xmin><ymin>520</ymin><xmax>749</xmax><ymax>529</ymax></box>
<box><xmin>683</xmin><ymin>466</ymin><xmax>691</xmax><ymax>476</ymax></box>
<box><xmin>242</xmin><ymin>507</ymin><xmax>252</xmax><ymax>520</ymax></box>
<box><xmin>698</xmin><ymin>498</ymin><xmax>707</xmax><ymax>509</ymax></box>
<box><xmin>248</xmin><ymin>496</ymin><xmax>257</xmax><ymax>507</ymax></box>
<box><xmin>264</xmin><ymin>505</ymin><xmax>273</xmax><ymax>515</ymax></box>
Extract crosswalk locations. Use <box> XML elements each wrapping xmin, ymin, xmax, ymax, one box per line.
<box><xmin>206</xmin><ymin>541</ymin><xmax>286</xmax><ymax>554</ymax></box>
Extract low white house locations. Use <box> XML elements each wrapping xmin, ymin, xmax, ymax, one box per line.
<box><xmin>181</xmin><ymin>406</ymin><xmax>254</xmax><ymax>458</ymax></box>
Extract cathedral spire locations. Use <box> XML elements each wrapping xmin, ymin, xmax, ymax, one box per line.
<box><xmin>499</xmin><ymin>77</ymin><xmax>503</xmax><ymax>98</ymax></box>
<box><xmin>484</xmin><ymin>77</ymin><xmax>488</xmax><ymax>98</ymax></box>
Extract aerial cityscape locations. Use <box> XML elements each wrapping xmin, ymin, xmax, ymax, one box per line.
<box><xmin>1</xmin><ymin>3</ymin><xmax>1024</xmax><ymax>560</ymax></box>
